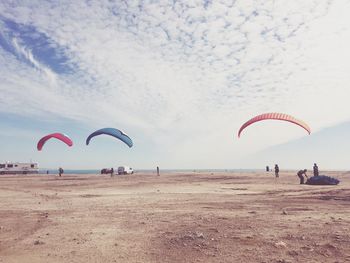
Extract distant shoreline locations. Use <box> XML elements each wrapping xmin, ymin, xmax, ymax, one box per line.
<box><xmin>36</xmin><ymin>168</ymin><xmax>349</xmax><ymax>175</ymax></box>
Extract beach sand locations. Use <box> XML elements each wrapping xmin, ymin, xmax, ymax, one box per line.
<box><xmin>0</xmin><ymin>171</ymin><xmax>349</xmax><ymax>262</ymax></box>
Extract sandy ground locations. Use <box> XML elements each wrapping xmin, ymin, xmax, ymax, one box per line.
<box><xmin>0</xmin><ymin>171</ymin><xmax>349</xmax><ymax>263</ymax></box>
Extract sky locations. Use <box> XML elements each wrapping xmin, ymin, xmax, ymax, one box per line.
<box><xmin>1</xmin><ymin>0</ymin><xmax>350</xmax><ymax>170</ymax></box>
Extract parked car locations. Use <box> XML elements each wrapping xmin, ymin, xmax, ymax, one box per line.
<box><xmin>101</xmin><ymin>168</ymin><xmax>112</xmax><ymax>174</ymax></box>
<box><xmin>117</xmin><ymin>166</ymin><xmax>133</xmax><ymax>175</ymax></box>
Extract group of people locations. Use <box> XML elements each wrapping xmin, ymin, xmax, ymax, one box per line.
<box><xmin>272</xmin><ymin>163</ymin><xmax>319</xmax><ymax>184</ymax></box>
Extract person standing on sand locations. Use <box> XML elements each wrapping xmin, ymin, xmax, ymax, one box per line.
<box><xmin>110</xmin><ymin>167</ymin><xmax>114</xmax><ymax>177</ymax></box>
<box><xmin>274</xmin><ymin>164</ymin><xmax>279</xmax><ymax>178</ymax></box>
<box><xmin>157</xmin><ymin>166</ymin><xmax>160</xmax><ymax>176</ymax></box>
<box><xmin>313</xmin><ymin>163</ymin><xmax>319</xmax><ymax>177</ymax></box>
<box><xmin>297</xmin><ymin>169</ymin><xmax>308</xmax><ymax>184</ymax></box>
<box><xmin>58</xmin><ymin>167</ymin><xmax>64</xmax><ymax>177</ymax></box>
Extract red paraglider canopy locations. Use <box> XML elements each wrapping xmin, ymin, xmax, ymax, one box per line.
<box><xmin>238</xmin><ymin>113</ymin><xmax>311</xmax><ymax>138</ymax></box>
<box><xmin>37</xmin><ymin>133</ymin><xmax>73</xmax><ymax>151</ymax></box>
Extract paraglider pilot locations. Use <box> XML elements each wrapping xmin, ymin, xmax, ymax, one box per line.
<box><xmin>297</xmin><ymin>169</ymin><xmax>308</xmax><ymax>184</ymax></box>
<box><xmin>274</xmin><ymin>164</ymin><xmax>279</xmax><ymax>178</ymax></box>
<box><xmin>313</xmin><ymin>163</ymin><xmax>319</xmax><ymax>177</ymax></box>
<box><xmin>58</xmin><ymin>167</ymin><xmax>64</xmax><ymax>177</ymax></box>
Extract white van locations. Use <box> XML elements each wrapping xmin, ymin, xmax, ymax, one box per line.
<box><xmin>117</xmin><ymin>166</ymin><xmax>134</xmax><ymax>175</ymax></box>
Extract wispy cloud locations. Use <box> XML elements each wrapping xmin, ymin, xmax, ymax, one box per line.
<box><xmin>11</xmin><ymin>37</ymin><xmax>57</xmax><ymax>84</ymax></box>
<box><xmin>1</xmin><ymin>0</ymin><xmax>350</xmax><ymax>167</ymax></box>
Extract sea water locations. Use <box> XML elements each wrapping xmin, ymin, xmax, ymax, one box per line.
<box><xmin>39</xmin><ymin>169</ymin><xmax>263</xmax><ymax>174</ymax></box>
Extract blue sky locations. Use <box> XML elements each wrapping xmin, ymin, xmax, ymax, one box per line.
<box><xmin>1</xmin><ymin>0</ymin><xmax>350</xmax><ymax>170</ymax></box>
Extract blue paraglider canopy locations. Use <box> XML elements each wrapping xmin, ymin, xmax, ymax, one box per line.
<box><xmin>306</xmin><ymin>175</ymin><xmax>340</xmax><ymax>185</ymax></box>
<box><xmin>86</xmin><ymin>128</ymin><xmax>133</xmax><ymax>148</ymax></box>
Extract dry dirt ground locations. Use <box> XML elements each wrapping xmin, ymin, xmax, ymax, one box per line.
<box><xmin>0</xmin><ymin>171</ymin><xmax>349</xmax><ymax>263</ymax></box>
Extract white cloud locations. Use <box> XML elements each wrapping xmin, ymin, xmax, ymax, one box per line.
<box><xmin>11</xmin><ymin>37</ymin><xmax>57</xmax><ymax>84</ymax></box>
